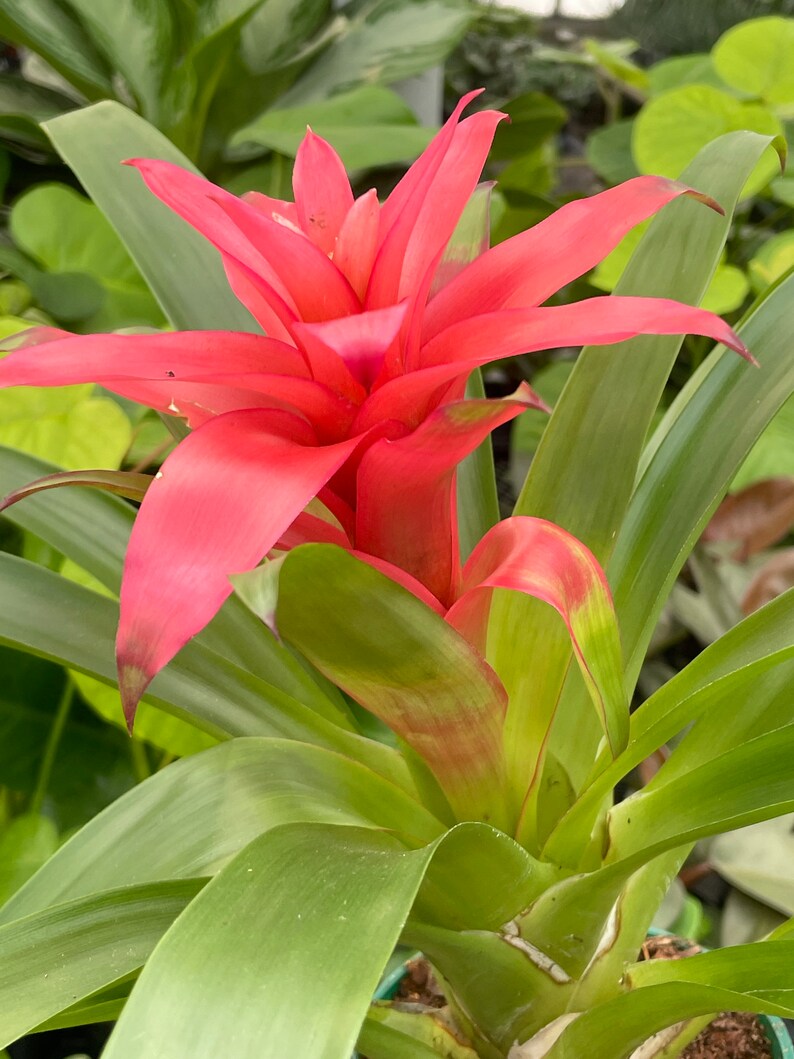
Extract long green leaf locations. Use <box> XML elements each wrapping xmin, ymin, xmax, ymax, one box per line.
<box><xmin>274</xmin><ymin>545</ymin><xmax>511</xmax><ymax>829</ymax></box>
<box><xmin>545</xmin><ymin>978</ymin><xmax>794</xmax><ymax>1059</ymax></box>
<box><xmin>612</xmin><ymin>269</ymin><xmax>794</xmax><ymax>686</ymax></box>
<box><xmin>0</xmin><ymin>880</ymin><xmax>201</xmax><ymax>1049</ymax></box>
<box><xmin>100</xmin><ymin>824</ymin><xmax>442</xmax><ymax>1059</ymax></box>
<box><xmin>544</xmin><ymin>588</ymin><xmax>794</xmax><ymax>858</ymax></box>
<box><xmin>0</xmin><ymin>737</ymin><xmax>433</xmax><ymax>924</ymax></box>
<box><xmin>606</xmin><ymin>724</ymin><xmax>794</xmax><ymax>866</ymax></box>
<box><xmin>44</xmin><ymin>102</ymin><xmax>257</xmax><ymax>332</ymax></box>
<box><xmin>486</xmin><ymin>131</ymin><xmax>778</xmax><ymax>794</ymax></box>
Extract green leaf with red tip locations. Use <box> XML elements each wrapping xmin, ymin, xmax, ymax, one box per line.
<box><xmin>275</xmin><ymin>544</ymin><xmax>512</xmax><ymax>830</ymax></box>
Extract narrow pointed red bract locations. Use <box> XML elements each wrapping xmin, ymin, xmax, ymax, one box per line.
<box><xmin>420</xmin><ymin>296</ymin><xmax>754</xmax><ymax>369</ymax></box>
<box><xmin>293</xmin><ymin>128</ymin><xmax>354</xmax><ymax>255</ymax></box>
<box><xmin>446</xmin><ymin>517</ymin><xmax>629</xmax><ymax>755</ymax></box>
<box><xmin>355</xmin><ymin>387</ymin><xmax>541</xmax><ymax>605</ymax></box>
<box><xmin>116</xmin><ymin>409</ymin><xmax>364</xmax><ymax>727</ymax></box>
<box><xmin>422</xmin><ymin>176</ymin><xmax>728</xmax><ymax>341</ymax></box>
<box><xmin>333</xmin><ymin>189</ymin><xmax>380</xmax><ymax>301</ymax></box>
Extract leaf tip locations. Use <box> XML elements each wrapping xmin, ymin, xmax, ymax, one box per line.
<box><xmin>118</xmin><ymin>661</ymin><xmax>152</xmax><ymax>734</ymax></box>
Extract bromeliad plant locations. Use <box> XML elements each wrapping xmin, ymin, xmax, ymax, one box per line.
<box><xmin>0</xmin><ymin>95</ymin><xmax>793</xmax><ymax>1059</ymax></box>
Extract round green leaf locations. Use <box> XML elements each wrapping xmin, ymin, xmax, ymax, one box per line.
<box><xmin>713</xmin><ymin>16</ymin><xmax>794</xmax><ymax>107</ymax></box>
<box><xmin>647</xmin><ymin>54</ymin><xmax>728</xmax><ymax>96</ymax></box>
<box><xmin>748</xmin><ymin>230</ymin><xmax>794</xmax><ymax>293</ymax></box>
<box><xmin>31</xmin><ymin>271</ymin><xmax>105</xmax><ymax>323</ymax></box>
<box><xmin>633</xmin><ymin>86</ymin><xmax>782</xmax><ymax>197</ymax></box>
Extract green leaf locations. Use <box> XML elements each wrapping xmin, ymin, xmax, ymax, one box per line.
<box><xmin>281</xmin><ymin>0</ymin><xmax>472</xmax><ymax>105</ymax></box>
<box><xmin>0</xmin><ymin>880</ymin><xmax>202</xmax><ymax>1049</ymax></box>
<box><xmin>0</xmin><ymin>76</ymin><xmax>77</xmax><ymax>150</ymax></box>
<box><xmin>545</xmin><ymin>977</ymin><xmax>794</xmax><ymax>1059</ymax></box>
<box><xmin>748</xmin><ymin>230</ymin><xmax>794</xmax><ymax>294</ymax></box>
<box><xmin>488</xmin><ymin>130</ymin><xmax>780</xmax><ymax>798</ymax></box>
<box><xmin>456</xmin><ymin>369</ymin><xmax>500</xmax><ymax>563</ymax></box>
<box><xmin>584</xmin><ymin>38</ymin><xmax>649</xmax><ymax>93</ymax></box>
<box><xmin>44</xmin><ymin>102</ymin><xmax>258</xmax><ymax>333</ymax></box>
<box><xmin>237</xmin><ymin>0</ymin><xmax>331</xmax><ymax>75</ymax></box>
<box><xmin>10</xmin><ymin>183</ymin><xmax>164</xmax><ymax>330</ymax></box>
<box><xmin>0</xmin><ymin>0</ymin><xmax>113</xmax><ymax>100</ymax></box>
<box><xmin>1</xmin><ymin>738</ymin><xmax>441</xmax><ymax>924</ymax></box>
<box><xmin>713</xmin><ymin>16</ymin><xmax>794</xmax><ymax>107</ymax></box>
<box><xmin>647</xmin><ymin>54</ymin><xmax>728</xmax><ymax>96</ymax></box>
<box><xmin>229</xmin><ymin>84</ymin><xmax>434</xmax><ymax>170</ymax></box>
<box><xmin>0</xmin><ymin>814</ymin><xmax>58</xmax><ymax>904</ymax></box>
<box><xmin>607</xmin><ymin>724</ymin><xmax>794</xmax><ymax>866</ymax></box>
<box><xmin>711</xmin><ymin>815</ymin><xmax>794</xmax><ymax>916</ymax></box>
<box><xmin>64</xmin><ymin>0</ymin><xmax>176</xmax><ymax>123</ymax></box>
<box><xmin>0</xmin><ymin>348</ymin><xmax>132</xmax><ymax>470</ymax></box>
<box><xmin>271</xmin><ymin>545</ymin><xmax>511</xmax><ymax>829</ymax></box>
<box><xmin>100</xmin><ymin>825</ymin><xmax>441</xmax><ymax>1059</ymax></box>
<box><xmin>633</xmin><ymin>86</ymin><xmax>782</xmax><ymax>198</ymax></box>
<box><xmin>612</xmin><ymin>269</ymin><xmax>794</xmax><ymax>686</ymax></box>
<box><xmin>358</xmin><ymin>1013</ymin><xmax>464</xmax><ymax>1059</ymax></box>
<box><xmin>586</xmin><ymin>120</ymin><xmax>638</xmax><ymax>186</ymax></box>
<box><xmin>489</xmin><ymin>91</ymin><xmax>566</xmax><ymax>163</ymax></box>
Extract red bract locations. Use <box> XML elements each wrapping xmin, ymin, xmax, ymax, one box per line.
<box><xmin>0</xmin><ymin>92</ymin><xmax>753</xmax><ymax>726</ymax></box>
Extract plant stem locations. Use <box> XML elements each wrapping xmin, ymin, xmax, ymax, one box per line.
<box><xmin>130</xmin><ymin>737</ymin><xmax>152</xmax><ymax>784</ymax></box>
<box><xmin>30</xmin><ymin>680</ymin><xmax>74</xmax><ymax>816</ymax></box>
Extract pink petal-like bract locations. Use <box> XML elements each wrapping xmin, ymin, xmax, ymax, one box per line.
<box><xmin>117</xmin><ymin>408</ymin><xmax>364</xmax><ymax>726</ymax></box>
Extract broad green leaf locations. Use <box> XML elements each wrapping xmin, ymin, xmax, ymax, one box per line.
<box><xmin>583</xmin><ymin>38</ymin><xmax>649</xmax><ymax>93</ymax></box>
<box><xmin>633</xmin><ymin>86</ymin><xmax>782</xmax><ymax>198</ymax></box>
<box><xmin>489</xmin><ymin>91</ymin><xmax>567</xmax><ymax>162</ymax></box>
<box><xmin>748</xmin><ymin>231</ymin><xmax>794</xmax><ymax>294</ymax></box>
<box><xmin>721</xmin><ymin>889</ymin><xmax>786</xmax><ymax>946</ymax></box>
<box><xmin>457</xmin><ymin>370</ymin><xmax>500</xmax><ymax>563</ymax></box>
<box><xmin>272</xmin><ymin>545</ymin><xmax>510</xmax><ymax>829</ymax></box>
<box><xmin>729</xmin><ymin>392</ymin><xmax>794</xmax><ymax>490</ymax></box>
<box><xmin>0</xmin><ymin>76</ymin><xmax>77</xmax><ymax>150</ymax></box>
<box><xmin>489</xmin><ymin>131</ymin><xmax>776</xmax><ymax>798</ymax></box>
<box><xmin>228</xmin><ymin>84</ymin><xmax>435</xmax><ymax>170</ymax></box>
<box><xmin>545</xmin><ymin>978</ymin><xmax>794</xmax><ymax>1059</ymax></box>
<box><xmin>0</xmin><ymin>0</ymin><xmax>113</xmax><ymax>99</ymax></box>
<box><xmin>44</xmin><ymin>103</ymin><xmax>258</xmax><ymax>333</ymax></box>
<box><xmin>647</xmin><ymin>54</ymin><xmax>727</xmax><ymax>96</ymax></box>
<box><xmin>0</xmin><ymin>814</ymin><xmax>58</xmax><ymax>904</ymax></box>
<box><xmin>10</xmin><ymin>183</ymin><xmax>164</xmax><ymax>330</ymax></box>
<box><xmin>613</xmin><ymin>270</ymin><xmax>794</xmax><ymax>686</ymax></box>
<box><xmin>0</xmin><ymin>880</ymin><xmax>202</xmax><ymax>1049</ymax></box>
<box><xmin>64</xmin><ymin>0</ymin><xmax>176</xmax><ymax>124</ymax></box>
<box><xmin>281</xmin><ymin>0</ymin><xmax>472</xmax><ymax>105</ymax></box>
<box><xmin>100</xmin><ymin>824</ymin><xmax>442</xmax><ymax>1059</ymax></box>
<box><xmin>606</xmin><ymin>724</ymin><xmax>794</xmax><ymax>866</ymax></box>
<box><xmin>359</xmin><ymin>1013</ymin><xmax>467</xmax><ymax>1059</ymax></box>
<box><xmin>711</xmin><ymin>815</ymin><xmax>794</xmax><ymax>916</ymax></box>
<box><xmin>1</xmin><ymin>738</ymin><xmax>440</xmax><ymax>924</ymax></box>
<box><xmin>713</xmin><ymin>16</ymin><xmax>794</xmax><ymax>107</ymax></box>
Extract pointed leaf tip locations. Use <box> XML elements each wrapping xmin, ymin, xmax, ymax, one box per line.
<box><xmin>118</xmin><ymin>662</ymin><xmax>152</xmax><ymax>733</ymax></box>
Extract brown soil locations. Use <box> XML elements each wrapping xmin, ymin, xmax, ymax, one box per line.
<box><xmin>643</xmin><ymin>936</ymin><xmax>773</xmax><ymax>1059</ymax></box>
<box><xmin>394</xmin><ymin>957</ymin><xmax>446</xmax><ymax>1008</ymax></box>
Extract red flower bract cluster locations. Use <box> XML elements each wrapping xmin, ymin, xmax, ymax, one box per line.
<box><xmin>0</xmin><ymin>92</ymin><xmax>751</xmax><ymax>726</ymax></box>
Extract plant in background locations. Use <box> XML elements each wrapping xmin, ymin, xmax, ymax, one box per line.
<box><xmin>0</xmin><ymin>95</ymin><xmax>792</xmax><ymax>1059</ymax></box>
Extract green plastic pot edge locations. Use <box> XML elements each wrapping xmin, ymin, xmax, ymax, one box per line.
<box><xmin>370</xmin><ymin>944</ymin><xmax>794</xmax><ymax>1058</ymax></box>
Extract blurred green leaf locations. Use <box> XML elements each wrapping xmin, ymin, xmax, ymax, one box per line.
<box><xmin>713</xmin><ymin>16</ymin><xmax>794</xmax><ymax>107</ymax></box>
<box><xmin>0</xmin><ymin>814</ymin><xmax>58</xmax><ymax>905</ymax></box>
<box><xmin>10</xmin><ymin>183</ymin><xmax>164</xmax><ymax>330</ymax></box>
<box><xmin>489</xmin><ymin>91</ymin><xmax>566</xmax><ymax>162</ymax></box>
<box><xmin>281</xmin><ymin>0</ymin><xmax>472</xmax><ymax>105</ymax></box>
<box><xmin>237</xmin><ymin>0</ymin><xmax>331</xmax><ymax>74</ymax></box>
<box><xmin>633</xmin><ymin>86</ymin><xmax>782</xmax><ymax>198</ymax></box>
<box><xmin>647</xmin><ymin>53</ymin><xmax>728</xmax><ymax>96</ymax></box>
<box><xmin>584</xmin><ymin>38</ymin><xmax>649</xmax><ymax>93</ymax></box>
<box><xmin>711</xmin><ymin>815</ymin><xmax>794</xmax><ymax>916</ymax></box>
<box><xmin>0</xmin><ymin>77</ymin><xmax>77</xmax><ymax>151</ymax></box>
<box><xmin>586</xmin><ymin>119</ymin><xmax>638</xmax><ymax>185</ymax></box>
<box><xmin>732</xmin><ymin>393</ymin><xmax>794</xmax><ymax>490</ymax></box>
<box><xmin>229</xmin><ymin>84</ymin><xmax>434</xmax><ymax>169</ymax></box>
<box><xmin>748</xmin><ymin>230</ymin><xmax>794</xmax><ymax>293</ymax></box>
